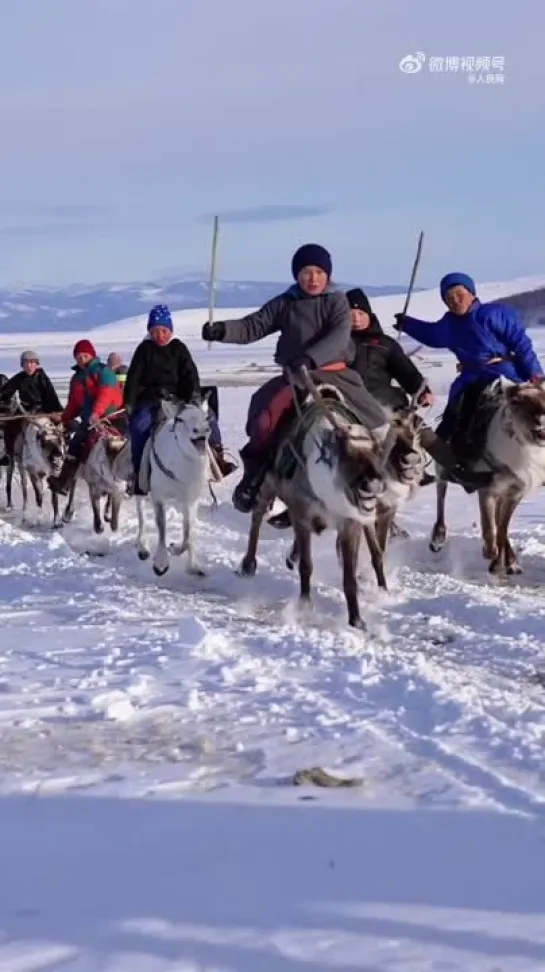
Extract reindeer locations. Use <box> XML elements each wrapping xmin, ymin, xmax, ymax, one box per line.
<box><xmin>133</xmin><ymin>397</ymin><xmax>211</xmax><ymax>576</ymax></box>
<box><xmin>73</xmin><ymin>430</ymin><xmax>129</xmax><ymax>535</ymax></box>
<box><xmin>6</xmin><ymin>416</ymin><xmax>67</xmax><ymax>527</ymax></box>
<box><xmin>238</xmin><ymin>370</ymin><xmax>395</xmax><ymax>629</ymax></box>
<box><xmin>430</xmin><ymin>378</ymin><xmax>545</xmax><ymax>574</ymax></box>
<box><xmin>286</xmin><ymin>406</ymin><xmax>427</xmax><ymax>593</ymax></box>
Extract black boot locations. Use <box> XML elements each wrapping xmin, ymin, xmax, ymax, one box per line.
<box><xmin>48</xmin><ymin>456</ymin><xmax>80</xmax><ymax>495</ymax></box>
<box><xmin>232</xmin><ymin>447</ymin><xmax>268</xmax><ymax>513</ymax></box>
<box><xmin>419</xmin><ymin>424</ymin><xmax>493</xmax><ymax>494</ymax></box>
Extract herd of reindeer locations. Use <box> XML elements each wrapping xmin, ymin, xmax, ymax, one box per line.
<box><xmin>1</xmin><ymin>365</ymin><xmax>545</xmax><ymax>630</ymax></box>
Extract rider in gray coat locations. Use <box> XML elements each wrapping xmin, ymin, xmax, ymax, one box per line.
<box><xmin>202</xmin><ymin>243</ymin><xmax>390</xmax><ymax>511</ymax></box>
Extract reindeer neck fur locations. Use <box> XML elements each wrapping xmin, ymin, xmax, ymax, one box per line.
<box><xmin>150</xmin><ymin>402</ymin><xmax>209</xmax><ymax>502</ymax></box>
<box><xmin>476</xmin><ymin>379</ymin><xmax>545</xmax><ymax>492</ymax></box>
<box><xmin>84</xmin><ymin>437</ymin><xmax>126</xmax><ymax>491</ymax></box>
<box><xmin>298</xmin><ymin>410</ymin><xmax>385</xmax><ymax>525</ymax></box>
<box><xmin>21</xmin><ymin>418</ymin><xmax>64</xmax><ymax>477</ymax></box>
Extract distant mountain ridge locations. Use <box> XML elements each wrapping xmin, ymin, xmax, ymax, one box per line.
<box><xmin>0</xmin><ymin>278</ymin><xmax>416</xmax><ymax>333</ymax></box>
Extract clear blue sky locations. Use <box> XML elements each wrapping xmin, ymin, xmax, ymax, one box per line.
<box><xmin>0</xmin><ymin>0</ymin><xmax>543</xmax><ymax>289</ymax></box>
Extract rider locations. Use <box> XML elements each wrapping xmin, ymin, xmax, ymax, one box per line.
<box><xmin>107</xmin><ymin>352</ymin><xmax>129</xmax><ymax>387</ymax></box>
<box><xmin>0</xmin><ymin>350</ymin><xmax>62</xmax><ymax>467</ymax></box>
<box><xmin>202</xmin><ymin>243</ymin><xmax>390</xmax><ymax>512</ymax></box>
<box><xmin>123</xmin><ymin>304</ymin><xmax>235</xmax><ymax>496</ymax></box>
<box><xmin>394</xmin><ymin>272</ymin><xmax>545</xmax><ymax>467</ymax></box>
<box><xmin>346</xmin><ymin>288</ymin><xmax>434</xmax><ymax>410</ymax></box>
<box><xmin>48</xmin><ymin>340</ymin><xmax>124</xmax><ymax>495</ymax></box>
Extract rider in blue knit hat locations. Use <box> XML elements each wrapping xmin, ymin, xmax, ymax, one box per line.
<box><xmin>123</xmin><ymin>304</ymin><xmax>235</xmax><ymax>494</ymax></box>
<box><xmin>394</xmin><ymin>272</ymin><xmax>544</xmax><ymax>470</ymax></box>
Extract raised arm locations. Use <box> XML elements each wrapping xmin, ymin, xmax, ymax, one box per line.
<box><xmin>394</xmin><ymin>312</ymin><xmax>451</xmax><ymax>349</ymax></box>
<box><xmin>203</xmin><ymin>297</ymin><xmax>282</xmax><ymax>345</ymax></box>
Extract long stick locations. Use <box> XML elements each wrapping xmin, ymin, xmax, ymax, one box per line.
<box><xmin>207</xmin><ymin>215</ymin><xmax>219</xmax><ymax>350</ymax></box>
<box><xmin>397</xmin><ymin>229</ymin><xmax>424</xmax><ymax>343</ymax></box>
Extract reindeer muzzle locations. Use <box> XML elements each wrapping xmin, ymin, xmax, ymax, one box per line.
<box><xmin>191</xmin><ymin>435</ymin><xmax>207</xmax><ymax>454</ymax></box>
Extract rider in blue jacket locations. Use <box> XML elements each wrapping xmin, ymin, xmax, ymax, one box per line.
<box><xmin>394</xmin><ymin>272</ymin><xmax>544</xmax><ymax>457</ymax></box>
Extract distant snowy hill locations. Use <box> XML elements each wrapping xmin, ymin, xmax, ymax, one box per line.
<box><xmin>0</xmin><ymin>277</ymin><xmax>413</xmax><ymax>333</ymax></box>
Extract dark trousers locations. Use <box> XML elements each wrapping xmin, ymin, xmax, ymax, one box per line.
<box><xmin>437</xmin><ymin>377</ymin><xmax>496</xmax><ymax>444</ymax></box>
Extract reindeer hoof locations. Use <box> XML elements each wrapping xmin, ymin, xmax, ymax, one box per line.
<box><xmin>187</xmin><ymin>565</ymin><xmax>206</xmax><ymax>577</ymax></box>
<box><xmin>62</xmin><ymin>511</ymin><xmax>74</xmax><ymax>524</ymax></box>
<box><xmin>507</xmin><ymin>563</ymin><xmax>522</xmax><ymax>576</ymax></box>
<box><xmin>349</xmin><ymin>616</ymin><xmax>367</xmax><ymax>631</ymax></box>
<box><xmin>169</xmin><ymin>542</ymin><xmax>188</xmax><ymax>556</ymax></box>
<box><xmin>489</xmin><ymin>559</ymin><xmax>504</xmax><ymax>575</ymax></box>
<box><xmin>153</xmin><ymin>564</ymin><xmax>169</xmax><ymax>577</ymax></box>
<box><xmin>237</xmin><ymin>558</ymin><xmax>257</xmax><ymax>576</ymax></box>
<box><xmin>429</xmin><ymin>537</ymin><xmax>445</xmax><ymax>553</ymax></box>
<box><xmin>138</xmin><ymin>549</ymin><xmax>150</xmax><ymax>561</ymax></box>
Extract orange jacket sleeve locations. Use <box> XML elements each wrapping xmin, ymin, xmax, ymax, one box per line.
<box><xmin>92</xmin><ymin>368</ymin><xmax>124</xmax><ymax>419</ymax></box>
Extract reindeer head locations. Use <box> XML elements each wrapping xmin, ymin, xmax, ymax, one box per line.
<box><xmin>332</xmin><ymin>422</ymin><xmax>388</xmax><ymax>515</ymax></box>
<box><xmin>28</xmin><ymin>418</ymin><xmax>66</xmax><ymax>476</ymax></box>
<box><xmin>386</xmin><ymin>410</ymin><xmax>425</xmax><ymax>485</ymax></box>
<box><xmin>173</xmin><ymin>401</ymin><xmax>210</xmax><ymax>455</ymax></box>
<box><xmin>505</xmin><ymin>380</ymin><xmax>545</xmax><ymax>445</ymax></box>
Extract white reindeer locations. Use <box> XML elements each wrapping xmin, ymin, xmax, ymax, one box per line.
<box><xmin>430</xmin><ymin>377</ymin><xmax>545</xmax><ymax>574</ymax></box>
<box><xmin>134</xmin><ymin>397</ymin><xmax>211</xmax><ymax>576</ymax></box>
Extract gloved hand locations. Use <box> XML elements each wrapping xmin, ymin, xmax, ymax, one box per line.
<box><xmin>530</xmin><ymin>375</ymin><xmax>544</xmax><ymax>384</ymax></box>
<box><xmin>285</xmin><ymin>361</ymin><xmax>312</xmax><ymax>389</ymax></box>
<box><xmin>202</xmin><ymin>321</ymin><xmax>226</xmax><ymax>342</ymax></box>
<box><xmin>393</xmin><ymin>312</ymin><xmax>406</xmax><ymax>331</ymax></box>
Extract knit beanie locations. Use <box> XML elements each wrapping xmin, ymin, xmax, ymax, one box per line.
<box><xmin>73</xmin><ymin>339</ymin><xmax>97</xmax><ymax>359</ymax></box>
<box><xmin>440</xmin><ymin>272</ymin><xmax>477</xmax><ymax>303</ymax></box>
<box><xmin>291</xmin><ymin>244</ymin><xmax>332</xmax><ymax>280</ymax></box>
<box><xmin>147</xmin><ymin>304</ymin><xmax>173</xmax><ymax>331</ymax></box>
<box><xmin>346</xmin><ymin>288</ymin><xmax>373</xmax><ymax>316</ymax></box>
<box><xmin>20</xmin><ymin>349</ymin><xmax>40</xmax><ymax>365</ymax></box>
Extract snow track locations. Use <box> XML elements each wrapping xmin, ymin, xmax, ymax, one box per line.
<box><xmin>1</xmin><ymin>471</ymin><xmax>545</xmax><ymax>817</ymax></box>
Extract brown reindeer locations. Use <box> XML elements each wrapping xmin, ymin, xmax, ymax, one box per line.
<box><xmin>430</xmin><ymin>378</ymin><xmax>545</xmax><ymax>574</ymax></box>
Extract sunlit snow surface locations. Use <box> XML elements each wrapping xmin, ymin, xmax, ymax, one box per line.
<box><xmin>1</xmin><ymin>281</ymin><xmax>545</xmax><ymax>970</ymax></box>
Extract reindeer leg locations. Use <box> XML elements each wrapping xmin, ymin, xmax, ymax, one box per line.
<box><xmin>104</xmin><ymin>495</ymin><xmax>112</xmax><ymax>523</ymax></box>
<box><xmin>109</xmin><ymin>491</ymin><xmax>121</xmax><ymax>533</ymax></box>
<box><xmin>5</xmin><ymin>460</ymin><xmax>14</xmax><ymax>510</ymax></box>
<box><xmin>339</xmin><ymin>520</ymin><xmax>365</xmax><ymax>628</ymax></box>
<box><xmin>172</xmin><ymin>502</ymin><xmax>206</xmax><ymax>576</ymax></box>
<box><xmin>490</xmin><ymin>489</ymin><xmax>524</xmax><ymax>575</ymax></box>
<box><xmin>51</xmin><ymin>488</ymin><xmax>62</xmax><ymax>529</ymax></box>
<box><xmin>430</xmin><ymin>477</ymin><xmax>448</xmax><ymax>552</ymax></box>
<box><xmin>363</xmin><ymin>523</ymin><xmax>387</xmax><ymax>591</ymax></box>
<box><xmin>293</xmin><ymin>520</ymin><xmax>313</xmax><ymax>609</ymax></box>
<box><xmin>20</xmin><ymin>466</ymin><xmax>29</xmax><ymax>523</ymax></box>
<box><xmin>32</xmin><ymin>473</ymin><xmax>44</xmax><ymax>510</ymax></box>
<box><xmin>90</xmin><ymin>487</ymin><xmax>104</xmax><ymax>534</ymax></box>
<box><xmin>238</xmin><ymin>483</ymin><xmax>273</xmax><ymax>577</ymax></box>
<box><xmin>479</xmin><ymin>490</ymin><xmax>498</xmax><ymax>562</ymax></box>
<box><xmin>286</xmin><ymin>535</ymin><xmax>299</xmax><ymax>571</ymax></box>
<box><xmin>135</xmin><ymin>495</ymin><xmax>150</xmax><ymax>560</ymax></box>
<box><xmin>62</xmin><ymin>481</ymin><xmax>76</xmax><ymax>523</ymax></box>
<box><xmin>152</xmin><ymin>500</ymin><xmax>170</xmax><ymax>576</ymax></box>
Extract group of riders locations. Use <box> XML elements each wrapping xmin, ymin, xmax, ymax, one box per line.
<box><xmin>0</xmin><ymin>242</ymin><xmax>542</xmax><ymax>519</ymax></box>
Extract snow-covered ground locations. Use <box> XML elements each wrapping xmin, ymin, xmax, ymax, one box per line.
<box><xmin>2</xmin><ymin>282</ymin><xmax>545</xmax><ymax>969</ymax></box>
